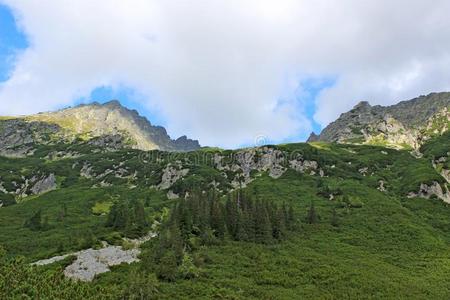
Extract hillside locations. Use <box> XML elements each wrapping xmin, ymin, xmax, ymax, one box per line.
<box><xmin>1</xmin><ymin>125</ymin><xmax>450</xmax><ymax>298</ymax></box>
<box><xmin>308</xmin><ymin>92</ymin><xmax>450</xmax><ymax>149</ymax></box>
<box><xmin>0</xmin><ymin>101</ymin><xmax>200</xmax><ymax>157</ymax></box>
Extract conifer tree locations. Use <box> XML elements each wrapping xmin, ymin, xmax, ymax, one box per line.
<box><xmin>331</xmin><ymin>208</ymin><xmax>339</xmax><ymax>227</ymax></box>
<box><xmin>210</xmin><ymin>200</ymin><xmax>226</xmax><ymax>239</ymax></box>
<box><xmin>25</xmin><ymin>210</ymin><xmax>42</xmax><ymax>231</ymax></box>
<box><xmin>288</xmin><ymin>204</ymin><xmax>295</xmax><ymax>229</ymax></box>
<box><xmin>273</xmin><ymin>207</ymin><xmax>287</xmax><ymax>240</ymax></box>
<box><xmin>255</xmin><ymin>201</ymin><xmax>273</xmax><ymax>244</ymax></box>
<box><xmin>306</xmin><ymin>201</ymin><xmax>318</xmax><ymax>224</ymax></box>
<box><xmin>134</xmin><ymin>200</ymin><xmax>147</xmax><ymax>229</ymax></box>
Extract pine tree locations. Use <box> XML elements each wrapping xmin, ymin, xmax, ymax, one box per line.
<box><xmin>25</xmin><ymin>210</ymin><xmax>42</xmax><ymax>231</ymax></box>
<box><xmin>210</xmin><ymin>200</ymin><xmax>225</xmax><ymax>239</ymax></box>
<box><xmin>255</xmin><ymin>201</ymin><xmax>272</xmax><ymax>244</ymax></box>
<box><xmin>331</xmin><ymin>208</ymin><xmax>339</xmax><ymax>227</ymax></box>
<box><xmin>306</xmin><ymin>201</ymin><xmax>318</xmax><ymax>224</ymax></box>
<box><xmin>169</xmin><ymin>224</ymin><xmax>184</xmax><ymax>263</ymax></box>
<box><xmin>273</xmin><ymin>207</ymin><xmax>287</xmax><ymax>240</ymax></box>
<box><xmin>288</xmin><ymin>204</ymin><xmax>295</xmax><ymax>229</ymax></box>
<box><xmin>134</xmin><ymin>200</ymin><xmax>147</xmax><ymax>229</ymax></box>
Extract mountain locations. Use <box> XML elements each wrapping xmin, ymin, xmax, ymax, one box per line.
<box><xmin>1</xmin><ymin>93</ymin><xmax>450</xmax><ymax>299</ymax></box>
<box><xmin>0</xmin><ymin>100</ymin><xmax>200</xmax><ymax>157</ymax></box>
<box><xmin>308</xmin><ymin>92</ymin><xmax>450</xmax><ymax>149</ymax></box>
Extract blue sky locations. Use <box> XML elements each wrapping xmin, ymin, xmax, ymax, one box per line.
<box><xmin>0</xmin><ymin>4</ymin><xmax>175</xmax><ymax>135</ymax></box>
<box><xmin>0</xmin><ymin>3</ymin><xmax>329</xmax><ymax>146</ymax></box>
<box><xmin>0</xmin><ymin>4</ymin><xmax>27</xmax><ymax>82</ymax></box>
<box><xmin>1</xmin><ymin>1</ymin><xmax>449</xmax><ymax>148</ymax></box>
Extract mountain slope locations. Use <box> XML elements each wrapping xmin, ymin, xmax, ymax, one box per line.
<box><xmin>1</xmin><ymin>137</ymin><xmax>450</xmax><ymax>298</ymax></box>
<box><xmin>1</xmin><ymin>93</ymin><xmax>450</xmax><ymax>299</ymax></box>
<box><xmin>0</xmin><ymin>100</ymin><xmax>200</xmax><ymax>156</ymax></box>
<box><xmin>308</xmin><ymin>92</ymin><xmax>450</xmax><ymax>149</ymax></box>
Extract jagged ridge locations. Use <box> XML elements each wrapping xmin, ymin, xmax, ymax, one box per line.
<box><xmin>308</xmin><ymin>92</ymin><xmax>450</xmax><ymax>149</ymax></box>
<box><xmin>0</xmin><ymin>100</ymin><xmax>200</xmax><ymax>155</ymax></box>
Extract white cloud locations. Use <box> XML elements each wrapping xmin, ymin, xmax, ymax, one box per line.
<box><xmin>1</xmin><ymin>0</ymin><xmax>450</xmax><ymax>147</ymax></box>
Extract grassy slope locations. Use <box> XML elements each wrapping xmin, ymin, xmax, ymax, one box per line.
<box><xmin>1</xmin><ymin>140</ymin><xmax>450</xmax><ymax>298</ymax></box>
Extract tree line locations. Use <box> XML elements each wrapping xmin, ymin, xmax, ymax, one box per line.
<box><xmin>146</xmin><ymin>189</ymin><xmax>296</xmax><ymax>281</ymax></box>
<box><xmin>168</xmin><ymin>189</ymin><xmax>295</xmax><ymax>244</ymax></box>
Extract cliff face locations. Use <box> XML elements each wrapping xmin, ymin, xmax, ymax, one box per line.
<box><xmin>308</xmin><ymin>92</ymin><xmax>450</xmax><ymax>149</ymax></box>
<box><xmin>0</xmin><ymin>100</ymin><xmax>200</xmax><ymax>156</ymax></box>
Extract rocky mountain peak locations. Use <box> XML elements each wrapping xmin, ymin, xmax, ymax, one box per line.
<box><xmin>352</xmin><ymin>101</ymin><xmax>371</xmax><ymax>110</ymax></box>
<box><xmin>309</xmin><ymin>92</ymin><xmax>450</xmax><ymax>149</ymax></box>
<box><xmin>0</xmin><ymin>100</ymin><xmax>200</xmax><ymax>156</ymax></box>
<box><xmin>102</xmin><ymin>99</ymin><xmax>122</xmax><ymax>108</ymax></box>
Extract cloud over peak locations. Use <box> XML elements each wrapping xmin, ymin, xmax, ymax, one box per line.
<box><xmin>1</xmin><ymin>0</ymin><xmax>450</xmax><ymax>147</ymax></box>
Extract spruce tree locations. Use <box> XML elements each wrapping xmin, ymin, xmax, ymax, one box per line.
<box><xmin>288</xmin><ymin>204</ymin><xmax>295</xmax><ymax>229</ymax></box>
<box><xmin>255</xmin><ymin>201</ymin><xmax>272</xmax><ymax>244</ymax></box>
<box><xmin>273</xmin><ymin>207</ymin><xmax>287</xmax><ymax>240</ymax></box>
<box><xmin>306</xmin><ymin>201</ymin><xmax>318</xmax><ymax>224</ymax></box>
<box><xmin>134</xmin><ymin>200</ymin><xmax>147</xmax><ymax>230</ymax></box>
<box><xmin>210</xmin><ymin>200</ymin><xmax>226</xmax><ymax>239</ymax></box>
<box><xmin>331</xmin><ymin>208</ymin><xmax>339</xmax><ymax>227</ymax></box>
<box><xmin>25</xmin><ymin>210</ymin><xmax>42</xmax><ymax>231</ymax></box>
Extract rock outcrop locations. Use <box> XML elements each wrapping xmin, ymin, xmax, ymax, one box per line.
<box><xmin>407</xmin><ymin>182</ymin><xmax>450</xmax><ymax>203</ymax></box>
<box><xmin>0</xmin><ymin>119</ymin><xmax>61</xmax><ymax>157</ymax></box>
<box><xmin>158</xmin><ymin>163</ymin><xmax>189</xmax><ymax>190</ymax></box>
<box><xmin>308</xmin><ymin>92</ymin><xmax>450</xmax><ymax>149</ymax></box>
<box><xmin>30</xmin><ymin>174</ymin><xmax>57</xmax><ymax>195</ymax></box>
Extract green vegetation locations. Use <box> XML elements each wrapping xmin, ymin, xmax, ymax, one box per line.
<box><xmin>1</xmin><ymin>135</ymin><xmax>450</xmax><ymax>299</ymax></box>
<box><xmin>92</xmin><ymin>200</ymin><xmax>113</xmax><ymax>215</ymax></box>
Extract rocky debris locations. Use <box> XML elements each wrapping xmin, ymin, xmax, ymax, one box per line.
<box><xmin>167</xmin><ymin>190</ymin><xmax>180</xmax><ymax>199</ymax></box>
<box><xmin>33</xmin><ymin>254</ymin><xmax>72</xmax><ymax>266</ymax></box>
<box><xmin>45</xmin><ymin>151</ymin><xmax>81</xmax><ymax>161</ymax></box>
<box><xmin>407</xmin><ymin>182</ymin><xmax>450</xmax><ymax>203</ymax></box>
<box><xmin>88</xmin><ymin>134</ymin><xmax>126</xmax><ymax>150</ymax></box>
<box><xmin>158</xmin><ymin>163</ymin><xmax>189</xmax><ymax>190</ymax></box>
<box><xmin>432</xmin><ymin>157</ymin><xmax>450</xmax><ymax>183</ymax></box>
<box><xmin>378</xmin><ymin>180</ymin><xmax>386</xmax><ymax>192</ymax></box>
<box><xmin>410</xmin><ymin>150</ymin><xmax>423</xmax><ymax>158</ymax></box>
<box><xmin>64</xmin><ymin>247</ymin><xmax>140</xmax><ymax>282</ymax></box>
<box><xmin>80</xmin><ymin>163</ymin><xmax>93</xmax><ymax>178</ymax></box>
<box><xmin>0</xmin><ymin>181</ymin><xmax>7</xmax><ymax>194</ymax></box>
<box><xmin>359</xmin><ymin>167</ymin><xmax>369</xmax><ymax>176</ymax></box>
<box><xmin>441</xmin><ymin>169</ymin><xmax>450</xmax><ymax>183</ymax></box>
<box><xmin>123</xmin><ymin>232</ymin><xmax>157</xmax><ymax>247</ymax></box>
<box><xmin>30</xmin><ymin>174</ymin><xmax>57</xmax><ymax>195</ymax></box>
<box><xmin>33</xmin><ymin>232</ymin><xmax>156</xmax><ymax>282</ymax></box>
<box><xmin>289</xmin><ymin>159</ymin><xmax>318</xmax><ymax>173</ymax></box>
<box><xmin>308</xmin><ymin>92</ymin><xmax>450</xmax><ymax>149</ymax></box>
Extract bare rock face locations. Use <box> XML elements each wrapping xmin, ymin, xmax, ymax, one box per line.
<box><xmin>30</xmin><ymin>174</ymin><xmax>57</xmax><ymax>195</ymax></box>
<box><xmin>158</xmin><ymin>163</ymin><xmax>189</xmax><ymax>190</ymax></box>
<box><xmin>408</xmin><ymin>182</ymin><xmax>450</xmax><ymax>203</ymax></box>
<box><xmin>308</xmin><ymin>92</ymin><xmax>450</xmax><ymax>149</ymax></box>
<box><xmin>0</xmin><ymin>119</ymin><xmax>61</xmax><ymax>157</ymax></box>
<box><xmin>211</xmin><ymin>147</ymin><xmax>321</xmax><ymax>190</ymax></box>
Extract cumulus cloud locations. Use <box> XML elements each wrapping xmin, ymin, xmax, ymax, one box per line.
<box><xmin>1</xmin><ymin>0</ymin><xmax>450</xmax><ymax>147</ymax></box>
